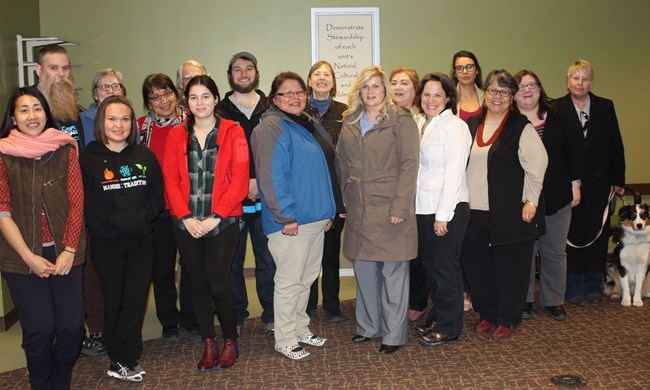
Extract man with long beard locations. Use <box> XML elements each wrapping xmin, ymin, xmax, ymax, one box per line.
<box><xmin>217</xmin><ymin>51</ymin><xmax>275</xmax><ymax>338</ymax></box>
<box><xmin>35</xmin><ymin>44</ymin><xmax>85</xmax><ymax>149</ymax></box>
<box><xmin>36</xmin><ymin>44</ymin><xmax>103</xmax><ymax>358</ymax></box>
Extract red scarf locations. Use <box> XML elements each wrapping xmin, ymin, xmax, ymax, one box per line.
<box><xmin>0</xmin><ymin>128</ymin><xmax>78</xmax><ymax>158</ymax></box>
<box><xmin>476</xmin><ymin>111</ymin><xmax>510</xmax><ymax>147</ymax></box>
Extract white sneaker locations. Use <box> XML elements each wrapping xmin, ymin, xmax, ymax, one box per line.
<box><xmin>107</xmin><ymin>361</ymin><xmax>143</xmax><ymax>382</ymax></box>
<box><xmin>275</xmin><ymin>343</ymin><xmax>314</xmax><ymax>361</ymax></box>
<box><xmin>298</xmin><ymin>333</ymin><xmax>327</xmax><ymax>347</ymax></box>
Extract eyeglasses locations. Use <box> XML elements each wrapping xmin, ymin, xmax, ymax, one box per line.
<box><xmin>518</xmin><ymin>83</ymin><xmax>539</xmax><ymax>91</ymax></box>
<box><xmin>95</xmin><ymin>83</ymin><xmax>122</xmax><ymax>92</ymax></box>
<box><xmin>454</xmin><ymin>64</ymin><xmax>475</xmax><ymax>73</ymax></box>
<box><xmin>276</xmin><ymin>90</ymin><xmax>306</xmax><ymax>98</ymax></box>
<box><xmin>580</xmin><ymin>111</ymin><xmax>589</xmax><ymax>132</ymax></box>
<box><xmin>148</xmin><ymin>90</ymin><xmax>175</xmax><ymax>102</ymax></box>
<box><xmin>486</xmin><ymin>88</ymin><xmax>512</xmax><ymax>97</ymax></box>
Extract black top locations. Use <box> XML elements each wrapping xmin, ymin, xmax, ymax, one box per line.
<box><xmin>554</xmin><ymin>93</ymin><xmax>625</xmax><ymax>187</ymax></box>
<box><xmin>80</xmin><ymin>141</ymin><xmax>164</xmax><ymax>239</ymax></box>
<box><xmin>467</xmin><ymin>111</ymin><xmax>544</xmax><ymax>245</ymax></box>
<box><xmin>540</xmin><ymin>108</ymin><xmax>585</xmax><ymax>214</ymax></box>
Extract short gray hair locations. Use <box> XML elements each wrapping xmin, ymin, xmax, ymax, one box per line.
<box><xmin>176</xmin><ymin>60</ymin><xmax>207</xmax><ymax>90</ymax></box>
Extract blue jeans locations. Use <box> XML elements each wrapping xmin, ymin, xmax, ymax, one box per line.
<box><xmin>230</xmin><ymin>213</ymin><xmax>275</xmax><ymax>325</ymax></box>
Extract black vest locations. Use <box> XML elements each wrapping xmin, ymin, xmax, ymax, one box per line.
<box><xmin>467</xmin><ymin>111</ymin><xmax>545</xmax><ymax>246</ymax></box>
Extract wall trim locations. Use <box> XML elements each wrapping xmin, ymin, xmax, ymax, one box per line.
<box><xmin>626</xmin><ymin>183</ymin><xmax>650</xmax><ymax>195</ymax></box>
<box><xmin>0</xmin><ymin>307</ymin><xmax>19</xmax><ymax>332</ymax></box>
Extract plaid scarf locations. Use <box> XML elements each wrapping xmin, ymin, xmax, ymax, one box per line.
<box><xmin>140</xmin><ymin>107</ymin><xmax>186</xmax><ymax>147</ymax></box>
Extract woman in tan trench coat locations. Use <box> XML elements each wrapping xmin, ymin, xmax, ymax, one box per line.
<box><xmin>337</xmin><ymin>66</ymin><xmax>419</xmax><ymax>354</ymax></box>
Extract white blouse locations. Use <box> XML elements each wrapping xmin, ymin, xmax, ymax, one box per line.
<box><xmin>415</xmin><ymin>109</ymin><xmax>471</xmax><ymax>220</ymax></box>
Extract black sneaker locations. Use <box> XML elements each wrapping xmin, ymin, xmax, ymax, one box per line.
<box><xmin>162</xmin><ymin>325</ymin><xmax>180</xmax><ymax>339</ymax></box>
<box><xmin>180</xmin><ymin>324</ymin><xmax>201</xmax><ymax>336</ymax></box>
<box><xmin>522</xmin><ymin>302</ymin><xmax>533</xmax><ymax>320</ymax></box>
<box><xmin>107</xmin><ymin>361</ymin><xmax>143</xmax><ymax>382</ymax></box>
<box><xmin>81</xmin><ymin>333</ymin><xmax>106</xmax><ymax>356</ymax></box>
<box><xmin>264</xmin><ymin>323</ymin><xmax>274</xmax><ymax>338</ymax></box>
<box><xmin>545</xmin><ymin>305</ymin><xmax>568</xmax><ymax>321</ymax></box>
<box><xmin>325</xmin><ymin>310</ymin><xmax>345</xmax><ymax>323</ymax></box>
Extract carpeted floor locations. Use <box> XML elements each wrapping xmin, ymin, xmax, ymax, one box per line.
<box><xmin>1</xmin><ymin>297</ymin><xmax>649</xmax><ymax>389</ymax></box>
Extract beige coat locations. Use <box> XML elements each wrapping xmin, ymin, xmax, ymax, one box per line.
<box><xmin>337</xmin><ymin>105</ymin><xmax>419</xmax><ymax>262</ymax></box>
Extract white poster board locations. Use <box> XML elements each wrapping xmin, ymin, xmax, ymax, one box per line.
<box><xmin>311</xmin><ymin>8</ymin><xmax>380</xmax><ymax>102</ymax></box>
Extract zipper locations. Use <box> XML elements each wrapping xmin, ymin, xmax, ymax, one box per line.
<box><xmin>42</xmin><ymin>194</ymin><xmax>58</xmax><ymax>254</ymax></box>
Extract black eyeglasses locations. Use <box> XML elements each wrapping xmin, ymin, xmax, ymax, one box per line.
<box><xmin>95</xmin><ymin>83</ymin><xmax>122</xmax><ymax>92</ymax></box>
<box><xmin>454</xmin><ymin>64</ymin><xmax>475</xmax><ymax>73</ymax></box>
<box><xmin>486</xmin><ymin>88</ymin><xmax>512</xmax><ymax>97</ymax></box>
<box><xmin>276</xmin><ymin>90</ymin><xmax>306</xmax><ymax>98</ymax></box>
<box><xmin>148</xmin><ymin>90</ymin><xmax>175</xmax><ymax>102</ymax></box>
<box><xmin>580</xmin><ymin>111</ymin><xmax>589</xmax><ymax>132</ymax></box>
<box><xmin>518</xmin><ymin>83</ymin><xmax>539</xmax><ymax>91</ymax></box>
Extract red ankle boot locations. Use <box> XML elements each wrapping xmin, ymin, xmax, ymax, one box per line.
<box><xmin>215</xmin><ymin>338</ymin><xmax>239</xmax><ymax>369</ymax></box>
<box><xmin>197</xmin><ymin>338</ymin><xmax>218</xmax><ymax>370</ymax></box>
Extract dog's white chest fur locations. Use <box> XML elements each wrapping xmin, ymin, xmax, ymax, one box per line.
<box><xmin>616</xmin><ymin>211</ymin><xmax>650</xmax><ymax>307</ymax></box>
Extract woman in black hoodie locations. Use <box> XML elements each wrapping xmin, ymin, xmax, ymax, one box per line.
<box><xmin>80</xmin><ymin>95</ymin><xmax>164</xmax><ymax>383</ymax></box>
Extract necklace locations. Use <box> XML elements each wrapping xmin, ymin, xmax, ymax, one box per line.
<box><xmin>476</xmin><ymin>111</ymin><xmax>509</xmax><ymax>147</ymax></box>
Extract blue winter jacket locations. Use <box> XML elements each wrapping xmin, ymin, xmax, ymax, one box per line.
<box><xmin>251</xmin><ymin>106</ymin><xmax>335</xmax><ymax>235</ymax></box>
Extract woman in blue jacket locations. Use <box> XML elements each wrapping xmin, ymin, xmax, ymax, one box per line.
<box><xmin>251</xmin><ymin>72</ymin><xmax>340</xmax><ymax>362</ymax></box>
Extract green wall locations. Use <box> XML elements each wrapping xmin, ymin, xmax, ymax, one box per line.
<box><xmin>0</xmin><ymin>0</ymin><xmax>40</xmax><ymax>117</ymax></box>
<box><xmin>0</xmin><ymin>0</ymin><xmax>40</xmax><ymax>321</ymax></box>
<box><xmin>36</xmin><ymin>0</ymin><xmax>649</xmax><ymax>183</ymax></box>
<box><xmin>0</xmin><ymin>0</ymin><xmax>647</xmax><ymax>320</ymax></box>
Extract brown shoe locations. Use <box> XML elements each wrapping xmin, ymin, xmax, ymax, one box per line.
<box><xmin>197</xmin><ymin>338</ymin><xmax>218</xmax><ymax>370</ymax></box>
<box><xmin>415</xmin><ymin>322</ymin><xmax>435</xmax><ymax>336</ymax></box>
<box><xmin>492</xmin><ymin>325</ymin><xmax>517</xmax><ymax>340</ymax></box>
<box><xmin>473</xmin><ymin>319</ymin><xmax>493</xmax><ymax>334</ymax></box>
<box><xmin>215</xmin><ymin>338</ymin><xmax>239</xmax><ymax>369</ymax></box>
<box><xmin>419</xmin><ymin>331</ymin><xmax>459</xmax><ymax>347</ymax></box>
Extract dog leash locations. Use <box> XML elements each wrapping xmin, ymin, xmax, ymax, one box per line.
<box><xmin>566</xmin><ymin>186</ymin><xmax>642</xmax><ymax>249</ymax></box>
<box><xmin>566</xmin><ymin>189</ymin><xmax>616</xmax><ymax>249</ymax></box>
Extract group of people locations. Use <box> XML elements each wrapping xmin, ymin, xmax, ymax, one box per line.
<box><xmin>0</xmin><ymin>44</ymin><xmax>625</xmax><ymax>388</ymax></box>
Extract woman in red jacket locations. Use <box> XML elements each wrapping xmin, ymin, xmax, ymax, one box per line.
<box><xmin>163</xmin><ymin>75</ymin><xmax>249</xmax><ymax>370</ymax></box>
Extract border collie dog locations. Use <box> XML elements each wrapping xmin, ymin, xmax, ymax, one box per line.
<box><xmin>610</xmin><ymin>203</ymin><xmax>650</xmax><ymax>307</ymax></box>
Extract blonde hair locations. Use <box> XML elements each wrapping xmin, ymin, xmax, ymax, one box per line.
<box><xmin>567</xmin><ymin>59</ymin><xmax>594</xmax><ymax>81</ymax></box>
<box><xmin>343</xmin><ymin>66</ymin><xmax>394</xmax><ymax>124</ymax></box>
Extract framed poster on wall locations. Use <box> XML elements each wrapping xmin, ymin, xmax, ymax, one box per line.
<box><xmin>311</xmin><ymin>7</ymin><xmax>380</xmax><ymax>102</ymax></box>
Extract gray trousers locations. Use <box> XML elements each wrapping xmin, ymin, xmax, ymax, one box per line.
<box><xmin>527</xmin><ymin>203</ymin><xmax>572</xmax><ymax>306</ymax></box>
<box><xmin>354</xmin><ymin>260</ymin><xmax>409</xmax><ymax>346</ymax></box>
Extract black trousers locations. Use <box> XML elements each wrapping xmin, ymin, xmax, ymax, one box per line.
<box><xmin>230</xmin><ymin>212</ymin><xmax>276</xmax><ymax>325</ymax></box>
<box><xmin>461</xmin><ymin>210</ymin><xmax>534</xmax><ymax>327</ymax></box>
<box><xmin>83</xmin><ymin>236</ymin><xmax>103</xmax><ymax>334</ymax></box>
<box><xmin>418</xmin><ymin>202</ymin><xmax>469</xmax><ymax>337</ymax></box>
<box><xmin>408</xmin><ymin>255</ymin><xmax>429</xmax><ymax>312</ymax></box>
<box><xmin>174</xmin><ymin>223</ymin><xmax>239</xmax><ymax>339</ymax></box>
<box><xmin>308</xmin><ymin>215</ymin><xmax>345</xmax><ymax>314</ymax></box>
<box><xmin>3</xmin><ymin>246</ymin><xmax>84</xmax><ymax>390</ymax></box>
<box><xmin>566</xmin><ymin>179</ymin><xmax>611</xmax><ymax>298</ymax></box>
<box><xmin>92</xmin><ymin>235</ymin><xmax>154</xmax><ymax>363</ymax></box>
<box><xmin>152</xmin><ymin>214</ymin><xmax>196</xmax><ymax>329</ymax></box>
